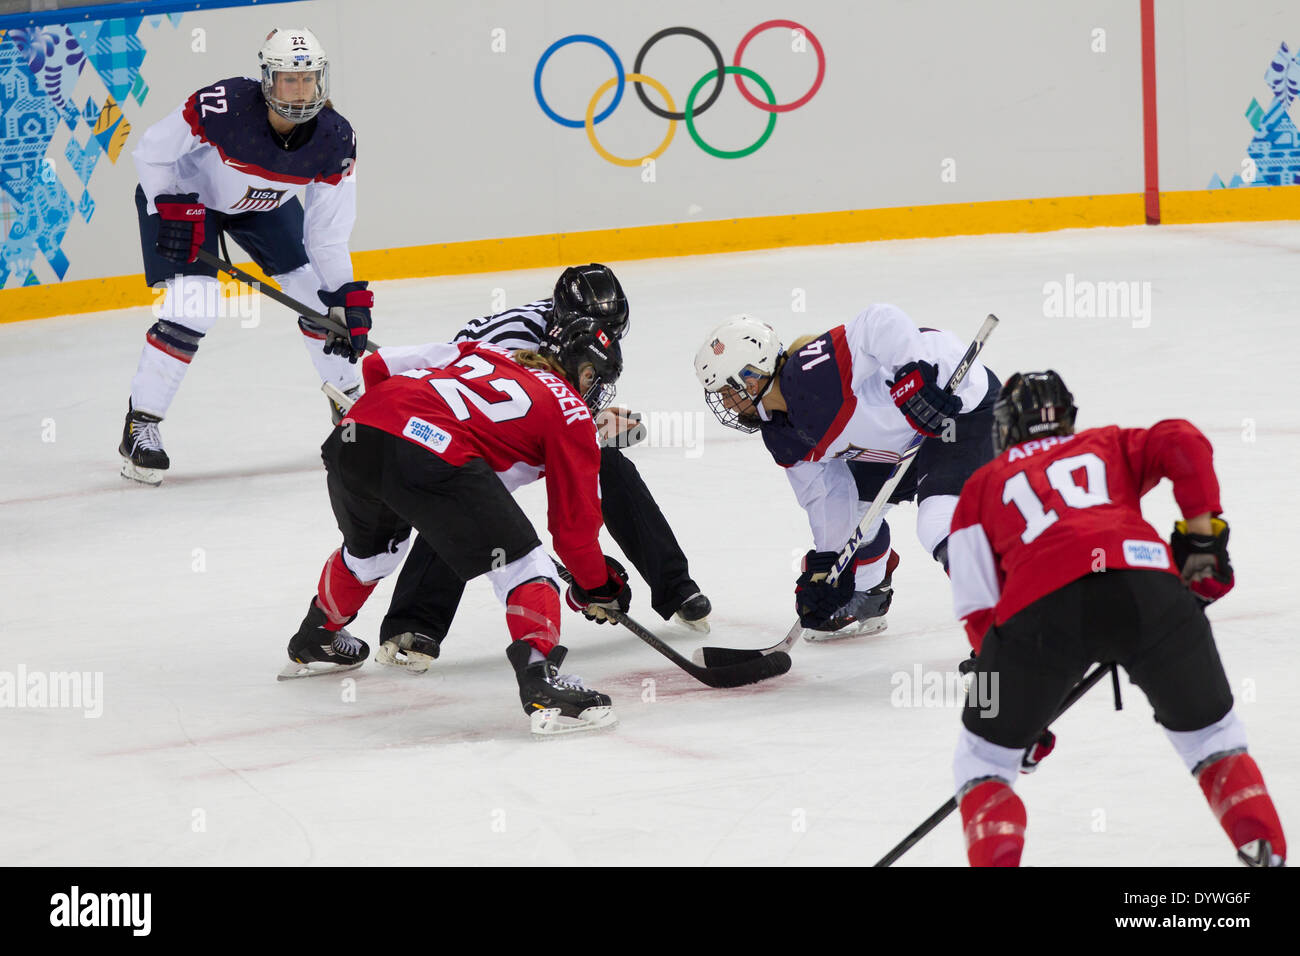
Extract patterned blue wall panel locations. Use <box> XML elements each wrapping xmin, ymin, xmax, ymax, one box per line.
<box><xmin>0</xmin><ymin>15</ymin><xmax>179</xmax><ymax>288</ymax></box>
<box><xmin>1211</xmin><ymin>42</ymin><xmax>1300</xmax><ymax>189</ymax></box>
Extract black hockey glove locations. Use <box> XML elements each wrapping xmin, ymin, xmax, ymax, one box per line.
<box><xmin>154</xmin><ymin>193</ymin><xmax>206</xmax><ymax>263</ymax></box>
<box><xmin>1170</xmin><ymin>517</ymin><xmax>1234</xmax><ymax>606</ymax></box>
<box><xmin>795</xmin><ymin>550</ymin><xmax>856</xmax><ymax>630</ymax></box>
<box><xmin>565</xmin><ymin>556</ymin><xmax>632</xmax><ymax>624</ymax></box>
<box><xmin>318</xmin><ymin>281</ymin><xmax>373</xmax><ymax>362</ymax></box>
<box><xmin>888</xmin><ymin>360</ymin><xmax>961</xmax><ymax>437</ymax></box>
<box><xmin>1020</xmin><ymin>729</ymin><xmax>1056</xmax><ymax>774</ymax></box>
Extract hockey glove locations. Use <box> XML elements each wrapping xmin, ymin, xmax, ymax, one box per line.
<box><xmin>1170</xmin><ymin>517</ymin><xmax>1234</xmax><ymax>606</ymax></box>
<box><xmin>154</xmin><ymin>193</ymin><xmax>206</xmax><ymax>263</ymax></box>
<box><xmin>565</xmin><ymin>556</ymin><xmax>632</xmax><ymax>624</ymax></box>
<box><xmin>888</xmin><ymin>360</ymin><xmax>962</xmax><ymax>437</ymax></box>
<box><xmin>795</xmin><ymin>549</ymin><xmax>856</xmax><ymax>630</ymax></box>
<box><xmin>1020</xmin><ymin>729</ymin><xmax>1056</xmax><ymax>774</ymax></box>
<box><xmin>319</xmin><ymin>281</ymin><xmax>374</xmax><ymax>362</ymax></box>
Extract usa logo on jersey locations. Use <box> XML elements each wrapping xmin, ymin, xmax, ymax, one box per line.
<box><xmin>231</xmin><ymin>186</ymin><xmax>287</xmax><ymax>211</ymax></box>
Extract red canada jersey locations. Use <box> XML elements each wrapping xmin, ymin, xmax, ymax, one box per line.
<box><xmin>345</xmin><ymin>342</ymin><xmax>606</xmax><ymax>588</ymax></box>
<box><xmin>948</xmin><ymin>422</ymin><xmax>1221</xmax><ymax>650</ymax></box>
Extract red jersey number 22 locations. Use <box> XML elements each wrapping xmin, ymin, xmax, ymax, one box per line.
<box><xmin>1001</xmin><ymin>452</ymin><xmax>1111</xmax><ymax>544</ymax></box>
<box><xmin>430</xmin><ymin>354</ymin><xmax>532</xmax><ymax>423</ymax></box>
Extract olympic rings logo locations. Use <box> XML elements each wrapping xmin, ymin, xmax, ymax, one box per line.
<box><xmin>533</xmin><ymin>20</ymin><xmax>825</xmax><ymax>166</ymax></box>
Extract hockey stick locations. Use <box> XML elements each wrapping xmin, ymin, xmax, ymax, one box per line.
<box><xmin>696</xmin><ymin>313</ymin><xmax>1000</xmax><ymax>667</ymax></box>
<box><xmin>194</xmin><ymin>247</ymin><xmax>381</xmax><ymax>351</ymax></box>
<box><xmin>552</xmin><ymin>566</ymin><xmax>792</xmax><ymax>688</ymax></box>
<box><xmin>872</xmin><ymin>661</ymin><xmax>1116</xmax><ymax>867</ymax></box>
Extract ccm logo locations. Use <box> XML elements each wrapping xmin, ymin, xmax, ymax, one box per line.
<box><xmin>891</xmin><ymin>379</ymin><xmax>917</xmax><ymax>398</ymax></box>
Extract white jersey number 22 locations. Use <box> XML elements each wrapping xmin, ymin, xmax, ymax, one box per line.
<box><xmin>429</xmin><ymin>354</ymin><xmax>532</xmax><ymax>423</ymax></box>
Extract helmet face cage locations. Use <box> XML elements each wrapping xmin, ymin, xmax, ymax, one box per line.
<box><xmin>551</xmin><ymin>264</ymin><xmax>629</xmax><ymax>341</ymax></box>
<box><xmin>260</xmin><ymin>29</ymin><xmax>329</xmax><ymax>124</ymax></box>
<box><xmin>991</xmin><ymin>371</ymin><xmax>1077</xmax><ymax>454</ymax></box>
<box><xmin>703</xmin><ymin>365</ymin><xmax>770</xmax><ymax>434</ymax></box>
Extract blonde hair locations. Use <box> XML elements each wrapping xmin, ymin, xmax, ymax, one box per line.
<box><xmin>512</xmin><ymin>349</ymin><xmax>565</xmax><ymax>375</ymax></box>
<box><xmin>787</xmin><ymin>334</ymin><xmax>819</xmax><ymax>354</ymax></box>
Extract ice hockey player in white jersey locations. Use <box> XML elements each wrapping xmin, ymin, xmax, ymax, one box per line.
<box><xmin>119</xmin><ymin>27</ymin><xmax>372</xmax><ymax>484</ymax></box>
<box><xmin>694</xmin><ymin>306</ymin><xmax>1000</xmax><ymax>640</ymax></box>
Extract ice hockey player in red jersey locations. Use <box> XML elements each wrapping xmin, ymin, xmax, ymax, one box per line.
<box><xmin>278</xmin><ymin>320</ymin><xmax>631</xmax><ymax>735</ymax></box>
<box><xmin>947</xmin><ymin>371</ymin><xmax>1286</xmax><ymax>866</ymax></box>
<box><xmin>119</xmin><ymin>27</ymin><xmax>372</xmax><ymax>484</ymax></box>
<box><xmin>694</xmin><ymin>308</ymin><xmax>999</xmax><ymax>641</ymax></box>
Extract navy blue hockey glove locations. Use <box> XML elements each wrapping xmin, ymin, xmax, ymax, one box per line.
<box><xmin>795</xmin><ymin>550</ymin><xmax>856</xmax><ymax>630</ymax></box>
<box><xmin>319</xmin><ymin>281</ymin><xmax>373</xmax><ymax>362</ymax></box>
<box><xmin>154</xmin><ymin>193</ymin><xmax>205</xmax><ymax>263</ymax></box>
<box><xmin>1170</xmin><ymin>518</ymin><xmax>1234</xmax><ymax>606</ymax></box>
<box><xmin>888</xmin><ymin>360</ymin><xmax>961</xmax><ymax>437</ymax></box>
<box><xmin>565</xmin><ymin>556</ymin><xmax>632</xmax><ymax>624</ymax></box>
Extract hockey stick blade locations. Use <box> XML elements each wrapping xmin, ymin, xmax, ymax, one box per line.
<box><xmin>697</xmin><ymin>314</ymin><xmax>1000</xmax><ymax>664</ymax></box>
<box><xmin>608</xmin><ymin>610</ymin><xmax>792</xmax><ymax>688</ymax></box>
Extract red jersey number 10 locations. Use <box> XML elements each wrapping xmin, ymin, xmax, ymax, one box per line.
<box><xmin>1000</xmin><ymin>452</ymin><xmax>1112</xmax><ymax>544</ymax></box>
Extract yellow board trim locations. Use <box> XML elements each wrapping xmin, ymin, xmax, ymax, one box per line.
<box><xmin>5</xmin><ymin>186</ymin><xmax>1297</xmax><ymax>324</ymax></box>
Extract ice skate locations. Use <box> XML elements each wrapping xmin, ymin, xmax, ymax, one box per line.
<box><xmin>1237</xmin><ymin>839</ymin><xmax>1285</xmax><ymax>868</ymax></box>
<box><xmin>329</xmin><ymin>383</ymin><xmax>361</xmax><ymax>425</ymax></box>
<box><xmin>804</xmin><ymin>551</ymin><xmax>899</xmax><ymax>643</ymax></box>
<box><xmin>506</xmin><ymin>641</ymin><xmax>617</xmax><ymax>736</ymax></box>
<box><xmin>278</xmin><ymin>600</ymin><xmax>370</xmax><ymax>680</ymax></box>
<box><xmin>375</xmin><ymin>630</ymin><xmax>440</xmax><ymax>674</ymax></box>
<box><xmin>673</xmin><ymin>592</ymin><xmax>712</xmax><ymax>633</ymax></box>
<box><xmin>119</xmin><ymin>402</ymin><xmax>170</xmax><ymax>485</ymax></box>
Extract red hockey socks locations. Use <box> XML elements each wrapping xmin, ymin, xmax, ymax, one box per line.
<box><xmin>960</xmin><ymin>780</ymin><xmax>1027</xmax><ymax>867</ymax></box>
<box><xmin>506</xmin><ymin>580</ymin><xmax>561</xmax><ymax>655</ymax></box>
<box><xmin>316</xmin><ymin>549</ymin><xmax>378</xmax><ymax>630</ymax></box>
<box><xmin>1197</xmin><ymin>752</ymin><xmax>1287</xmax><ymax>862</ymax></box>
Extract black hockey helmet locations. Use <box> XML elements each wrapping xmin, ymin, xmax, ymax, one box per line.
<box><xmin>551</xmin><ymin>264</ymin><xmax>629</xmax><ymax>340</ymax></box>
<box><xmin>544</xmin><ymin>317</ymin><xmax>623</xmax><ymax>412</ymax></box>
<box><xmin>992</xmin><ymin>370</ymin><xmax>1078</xmax><ymax>454</ymax></box>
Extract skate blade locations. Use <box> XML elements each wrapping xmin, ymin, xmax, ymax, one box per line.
<box><xmin>674</xmin><ymin>613</ymin><xmax>711</xmax><ymax>634</ymax></box>
<box><xmin>120</xmin><ymin>459</ymin><xmax>164</xmax><ymax>485</ymax></box>
<box><xmin>802</xmin><ymin>618</ymin><xmax>889</xmax><ymax>643</ymax></box>
<box><xmin>276</xmin><ymin>659</ymin><xmax>364</xmax><ymax>681</ymax></box>
<box><xmin>529</xmin><ymin>705</ymin><xmax>618</xmax><ymax>736</ymax></box>
<box><xmin>375</xmin><ymin>640</ymin><xmax>433</xmax><ymax>674</ymax></box>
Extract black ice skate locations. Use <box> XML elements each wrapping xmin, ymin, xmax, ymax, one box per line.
<box><xmin>278</xmin><ymin>600</ymin><xmax>370</xmax><ymax>680</ymax></box>
<box><xmin>119</xmin><ymin>402</ymin><xmax>170</xmax><ymax>485</ymax></box>
<box><xmin>804</xmin><ymin>550</ymin><xmax>899</xmax><ymax>643</ymax></box>
<box><xmin>1237</xmin><ymin>839</ymin><xmax>1286</xmax><ymax>867</ymax></box>
<box><xmin>375</xmin><ymin>630</ymin><xmax>441</xmax><ymax>674</ymax></box>
<box><xmin>506</xmin><ymin>641</ymin><xmax>617</xmax><ymax>736</ymax></box>
<box><xmin>673</xmin><ymin>591</ymin><xmax>712</xmax><ymax>633</ymax></box>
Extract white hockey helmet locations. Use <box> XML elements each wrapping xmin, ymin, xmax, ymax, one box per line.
<box><xmin>694</xmin><ymin>315</ymin><xmax>784</xmax><ymax>433</ymax></box>
<box><xmin>259</xmin><ymin>27</ymin><xmax>329</xmax><ymax>124</ymax></box>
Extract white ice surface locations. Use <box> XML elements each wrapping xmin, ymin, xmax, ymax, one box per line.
<box><xmin>2</xmin><ymin>222</ymin><xmax>1295</xmax><ymax>866</ymax></box>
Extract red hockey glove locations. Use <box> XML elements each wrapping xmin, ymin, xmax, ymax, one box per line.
<box><xmin>319</xmin><ymin>282</ymin><xmax>374</xmax><ymax>362</ymax></box>
<box><xmin>1170</xmin><ymin>518</ymin><xmax>1234</xmax><ymax>606</ymax></box>
<box><xmin>888</xmin><ymin>360</ymin><xmax>962</xmax><ymax>437</ymax></box>
<box><xmin>1020</xmin><ymin>729</ymin><xmax>1056</xmax><ymax>774</ymax></box>
<box><xmin>565</xmin><ymin>556</ymin><xmax>632</xmax><ymax>624</ymax></box>
<box><xmin>154</xmin><ymin>193</ymin><xmax>206</xmax><ymax>263</ymax></box>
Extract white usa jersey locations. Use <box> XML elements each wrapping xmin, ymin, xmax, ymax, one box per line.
<box><xmin>757</xmin><ymin>304</ymin><xmax>993</xmax><ymax>550</ymax></box>
<box><xmin>133</xmin><ymin>76</ymin><xmax>357</xmax><ymax>290</ymax></box>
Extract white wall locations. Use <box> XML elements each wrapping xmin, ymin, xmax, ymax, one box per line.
<box><xmin>21</xmin><ymin>0</ymin><xmax>1293</xmax><ymax>285</ymax></box>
